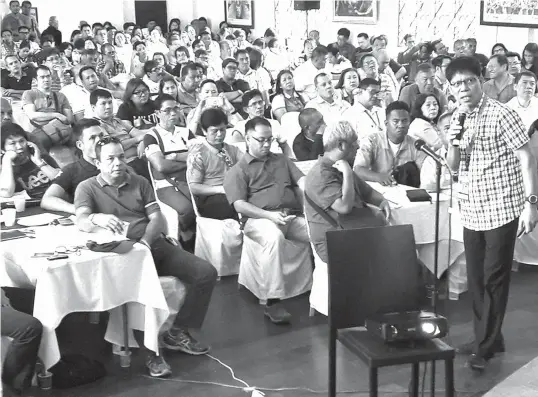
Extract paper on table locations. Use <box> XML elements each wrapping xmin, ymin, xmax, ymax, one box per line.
<box><xmin>16</xmin><ymin>213</ymin><xmax>63</xmax><ymax>227</ymax></box>
<box><xmin>89</xmin><ymin>221</ymin><xmax>130</xmax><ymax>244</ymax></box>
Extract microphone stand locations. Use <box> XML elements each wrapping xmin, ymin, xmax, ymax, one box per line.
<box><xmin>429</xmin><ymin>161</ymin><xmax>443</xmax><ymax>397</ymax></box>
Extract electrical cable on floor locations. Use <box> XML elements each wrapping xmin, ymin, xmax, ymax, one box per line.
<box><xmin>141</xmin><ymin>353</ymin><xmax>488</xmax><ymax>395</ymax></box>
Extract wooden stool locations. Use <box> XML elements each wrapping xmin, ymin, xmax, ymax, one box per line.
<box><xmin>335</xmin><ymin>328</ymin><xmax>454</xmax><ymax>397</ymax></box>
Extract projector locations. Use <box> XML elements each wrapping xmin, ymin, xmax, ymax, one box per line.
<box><xmin>365</xmin><ymin>311</ymin><xmax>448</xmax><ymax>343</ymax></box>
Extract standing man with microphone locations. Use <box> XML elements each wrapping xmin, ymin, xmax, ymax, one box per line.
<box><xmin>445</xmin><ymin>56</ymin><xmax>538</xmax><ymax>371</ymax></box>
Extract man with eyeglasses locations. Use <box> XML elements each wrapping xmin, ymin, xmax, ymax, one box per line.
<box><xmin>230</xmin><ymin>89</ymin><xmax>290</xmax><ymax>156</ymax></box>
<box><xmin>41</xmin><ymin>118</ymin><xmax>104</xmax><ymax>214</ymax></box>
<box><xmin>445</xmin><ymin>56</ymin><xmax>538</xmax><ymax>371</ymax></box>
<box><xmin>74</xmin><ymin>135</ymin><xmax>217</xmax><ymax>378</ymax></box>
<box><xmin>144</xmin><ymin>94</ymin><xmax>196</xmax><ymax>249</ymax></box>
<box><xmin>343</xmin><ymin>78</ymin><xmax>386</xmax><ymax>140</ymax></box>
<box><xmin>29</xmin><ymin>48</ymin><xmax>70</xmax><ymax>92</ymax></box>
<box><xmin>97</xmin><ymin>43</ymin><xmax>126</xmax><ymax>80</ymax></box>
<box><xmin>142</xmin><ymin>60</ymin><xmax>165</xmax><ymax>95</ymax></box>
<box><xmin>224</xmin><ymin>117</ymin><xmax>312</xmax><ymax>324</ymax></box>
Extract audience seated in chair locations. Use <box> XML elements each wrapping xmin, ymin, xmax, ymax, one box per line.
<box><xmin>215</xmin><ymin>57</ymin><xmax>250</xmax><ymax>117</ymax></box>
<box><xmin>0</xmin><ymin>122</ymin><xmax>60</xmax><ymax>199</ymax></box>
<box><xmin>398</xmin><ymin>62</ymin><xmax>448</xmax><ymax>112</ymax></box>
<box><xmin>74</xmin><ymin>136</ymin><xmax>217</xmax><ymax>378</ymax></box>
<box><xmin>223</xmin><ymin>117</ymin><xmax>312</xmax><ymax>325</ymax></box>
<box><xmin>1</xmin><ymin>54</ymin><xmax>33</xmax><ymax>100</ymax></box>
<box><xmin>187</xmin><ymin>108</ymin><xmax>242</xmax><ymax>220</ymax></box>
<box><xmin>294</xmin><ymin>45</ymin><xmax>328</xmax><ymax>102</ymax></box>
<box><xmin>1</xmin><ymin>289</ymin><xmax>43</xmax><ymax>396</ymax></box>
<box><xmin>41</xmin><ymin>118</ymin><xmax>104</xmax><ymax>213</ymax></box>
<box><xmin>354</xmin><ymin>101</ymin><xmax>426</xmax><ymax>186</ymax></box>
<box><xmin>144</xmin><ymin>94</ymin><xmax>196</xmax><ymax>246</ymax></box>
<box><xmin>293</xmin><ymin>108</ymin><xmax>325</xmax><ymax>161</ymax></box>
<box><xmin>271</xmin><ymin>69</ymin><xmax>306</xmax><ymax>122</ymax></box>
<box><xmin>22</xmin><ymin>65</ymin><xmax>74</xmax><ymax>153</ymax></box>
<box><xmin>304</xmin><ymin>120</ymin><xmax>390</xmax><ymax>263</ymax></box>
<box><xmin>342</xmin><ymin>77</ymin><xmax>386</xmax><ymax>140</ymax></box>
<box><xmin>117</xmin><ymin>78</ymin><xmax>159</xmax><ymax>129</ymax></box>
<box><xmin>506</xmin><ymin>70</ymin><xmax>538</xmax><ymax>131</ymax></box>
<box><xmin>305</xmin><ymin>72</ymin><xmax>350</xmax><ymax>125</ymax></box>
<box><xmin>90</xmin><ymin>88</ymin><xmax>149</xmax><ymax>179</ymax></box>
<box><xmin>60</xmin><ymin>65</ymin><xmax>105</xmax><ymax>122</ymax></box>
<box><xmin>176</xmin><ymin>62</ymin><xmax>202</xmax><ymax>120</ymax></box>
<box><xmin>408</xmin><ymin>93</ymin><xmax>446</xmax><ymax>151</ymax></box>
<box><xmin>230</xmin><ymin>89</ymin><xmax>291</xmax><ymax>155</ymax></box>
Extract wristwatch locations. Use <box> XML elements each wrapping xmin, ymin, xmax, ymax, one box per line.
<box><xmin>526</xmin><ymin>194</ymin><xmax>538</xmax><ymax>205</ymax></box>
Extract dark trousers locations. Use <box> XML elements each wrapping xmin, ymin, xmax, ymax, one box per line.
<box><xmin>463</xmin><ymin>218</ymin><xmax>518</xmax><ymax>358</ymax></box>
<box><xmin>195</xmin><ymin>194</ymin><xmax>238</xmax><ymax>220</ymax></box>
<box><xmin>1</xmin><ymin>306</ymin><xmax>43</xmax><ymax>393</ymax></box>
<box><xmin>150</xmin><ymin>237</ymin><xmax>217</xmax><ymax>329</ymax></box>
<box><xmin>156</xmin><ymin>183</ymin><xmax>195</xmax><ymax>232</ymax></box>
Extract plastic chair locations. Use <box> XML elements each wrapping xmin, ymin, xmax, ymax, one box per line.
<box><xmin>304</xmin><ymin>216</ymin><xmax>329</xmax><ymax>316</ymax></box>
<box><xmin>147</xmin><ymin>163</ymin><xmax>179</xmax><ymax>239</ymax></box>
<box><xmin>187</xmin><ymin>185</ymin><xmax>243</xmax><ymax>278</ymax></box>
<box><xmin>279</xmin><ymin>111</ymin><xmax>301</xmax><ymax>159</ymax></box>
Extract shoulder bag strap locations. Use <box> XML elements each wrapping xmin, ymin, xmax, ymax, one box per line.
<box><xmin>304</xmin><ymin>192</ymin><xmax>343</xmax><ymax>230</ymax></box>
<box><xmin>52</xmin><ymin>92</ymin><xmax>60</xmax><ymax>113</ymax></box>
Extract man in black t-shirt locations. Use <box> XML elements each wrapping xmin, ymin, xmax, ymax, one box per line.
<box><xmin>41</xmin><ymin>118</ymin><xmax>104</xmax><ymax>214</ymax></box>
<box><xmin>1</xmin><ymin>55</ymin><xmax>34</xmax><ymax>100</ymax></box>
<box><xmin>216</xmin><ymin>58</ymin><xmax>250</xmax><ymax>116</ymax></box>
<box><xmin>0</xmin><ymin>122</ymin><xmax>60</xmax><ymax>200</ymax></box>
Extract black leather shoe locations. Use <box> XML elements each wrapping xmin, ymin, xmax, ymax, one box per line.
<box><xmin>468</xmin><ymin>354</ymin><xmax>487</xmax><ymax>371</ymax></box>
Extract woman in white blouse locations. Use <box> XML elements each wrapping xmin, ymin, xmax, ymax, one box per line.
<box><xmin>334</xmin><ymin>68</ymin><xmax>360</xmax><ymax>106</ymax></box>
<box><xmin>264</xmin><ymin>38</ymin><xmax>292</xmax><ymax>80</ymax></box>
<box><xmin>408</xmin><ymin>93</ymin><xmax>446</xmax><ymax>151</ymax></box>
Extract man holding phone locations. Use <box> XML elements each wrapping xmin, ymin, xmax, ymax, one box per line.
<box><xmin>224</xmin><ymin>117</ymin><xmax>311</xmax><ymax>324</ymax></box>
<box><xmin>445</xmin><ymin>57</ymin><xmax>538</xmax><ymax>371</ymax></box>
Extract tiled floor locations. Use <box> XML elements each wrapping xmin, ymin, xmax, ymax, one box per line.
<box><xmin>9</xmin><ymin>264</ymin><xmax>538</xmax><ymax>397</ymax></box>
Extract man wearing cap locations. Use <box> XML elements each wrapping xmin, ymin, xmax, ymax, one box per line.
<box><xmin>216</xmin><ymin>58</ymin><xmax>250</xmax><ymax>116</ymax></box>
<box><xmin>74</xmin><ymin>136</ymin><xmax>217</xmax><ymax>378</ymax></box>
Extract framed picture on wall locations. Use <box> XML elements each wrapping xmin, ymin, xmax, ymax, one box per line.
<box><xmin>30</xmin><ymin>7</ymin><xmax>38</xmax><ymax>23</ymax></box>
<box><xmin>333</xmin><ymin>0</ymin><xmax>377</xmax><ymax>23</ymax></box>
<box><xmin>224</xmin><ymin>0</ymin><xmax>254</xmax><ymax>28</ymax></box>
<box><xmin>480</xmin><ymin>0</ymin><xmax>538</xmax><ymax>29</ymax></box>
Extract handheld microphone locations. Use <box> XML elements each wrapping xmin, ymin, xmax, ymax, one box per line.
<box><xmin>454</xmin><ymin>113</ymin><xmax>466</xmax><ymax>142</ymax></box>
<box><xmin>414</xmin><ymin>139</ymin><xmax>446</xmax><ymax>166</ymax></box>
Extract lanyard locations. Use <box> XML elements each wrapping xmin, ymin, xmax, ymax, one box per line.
<box><xmin>462</xmin><ymin>97</ymin><xmax>488</xmax><ymax>172</ymax></box>
<box><xmin>365</xmin><ymin>109</ymin><xmax>382</xmax><ymax>131</ymax></box>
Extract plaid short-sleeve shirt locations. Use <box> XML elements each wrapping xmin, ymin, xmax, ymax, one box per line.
<box><xmin>456</xmin><ymin>95</ymin><xmax>529</xmax><ymax>231</ymax></box>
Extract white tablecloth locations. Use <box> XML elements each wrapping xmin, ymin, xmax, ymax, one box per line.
<box><xmin>1</xmin><ymin>225</ymin><xmax>169</xmax><ymax>369</ymax></box>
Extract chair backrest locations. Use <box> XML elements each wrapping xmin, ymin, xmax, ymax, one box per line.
<box><xmin>280</xmin><ymin>111</ymin><xmax>301</xmax><ymax>145</ymax></box>
<box><xmin>326</xmin><ymin>224</ymin><xmax>423</xmax><ymax>330</ymax></box>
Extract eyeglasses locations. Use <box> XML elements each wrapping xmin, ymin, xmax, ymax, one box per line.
<box><xmin>160</xmin><ymin>106</ymin><xmax>181</xmax><ymax>115</ymax></box>
<box><xmin>132</xmin><ymin>89</ymin><xmax>149</xmax><ymax>96</ymax></box>
<box><xmin>450</xmin><ymin>77</ymin><xmax>479</xmax><ymax>89</ymax></box>
<box><xmin>250</xmin><ymin>136</ymin><xmax>274</xmax><ymax>145</ymax></box>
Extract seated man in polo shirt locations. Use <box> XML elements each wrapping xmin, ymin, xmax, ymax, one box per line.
<box><xmin>293</xmin><ymin>108</ymin><xmax>326</xmax><ymax>161</ymax></box>
<box><xmin>60</xmin><ymin>65</ymin><xmax>104</xmax><ymax>122</ymax></box>
<box><xmin>21</xmin><ymin>65</ymin><xmax>74</xmax><ymax>152</ymax></box>
<box><xmin>90</xmin><ymin>88</ymin><xmax>149</xmax><ymax>179</ymax></box>
<box><xmin>41</xmin><ymin>118</ymin><xmax>104</xmax><ymax>213</ymax></box>
<box><xmin>187</xmin><ymin>108</ymin><xmax>242</xmax><ymax>220</ymax></box>
<box><xmin>223</xmin><ymin>117</ymin><xmax>311</xmax><ymax>324</ymax></box>
<box><xmin>0</xmin><ymin>122</ymin><xmax>60</xmax><ymax>199</ymax></box>
<box><xmin>399</xmin><ymin>63</ymin><xmax>448</xmax><ymax>112</ymax></box>
<box><xmin>354</xmin><ymin>101</ymin><xmax>426</xmax><ymax>186</ymax></box>
<box><xmin>74</xmin><ymin>136</ymin><xmax>218</xmax><ymax>378</ymax></box>
<box><xmin>304</xmin><ymin>120</ymin><xmax>390</xmax><ymax>263</ymax></box>
<box><xmin>144</xmin><ymin>94</ymin><xmax>196</xmax><ymax>248</ymax></box>
<box><xmin>30</xmin><ymin>48</ymin><xmax>71</xmax><ymax>93</ymax></box>
<box><xmin>215</xmin><ymin>58</ymin><xmax>250</xmax><ymax>117</ymax></box>
<box><xmin>230</xmin><ymin>89</ymin><xmax>291</xmax><ymax>157</ymax></box>
<box><xmin>1</xmin><ymin>54</ymin><xmax>33</xmax><ymax>99</ymax></box>
<box><xmin>177</xmin><ymin>62</ymin><xmax>202</xmax><ymax>120</ymax></box>
<box><xmin>305</xmin><ymin>72</ymin><xmax>350</xmax><ymax>125</ymax></box>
